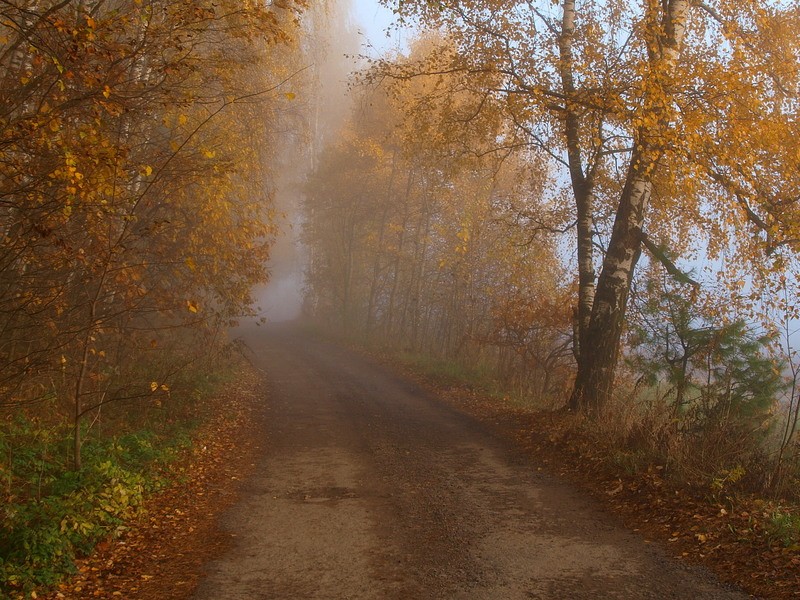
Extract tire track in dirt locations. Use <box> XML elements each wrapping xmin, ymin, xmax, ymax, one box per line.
<box><xmin>193</xmin><ymin>323</ymin><xmax>752</xmax><ymax>599</ymax></box>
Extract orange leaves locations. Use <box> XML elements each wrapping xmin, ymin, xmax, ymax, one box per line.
<box><xmin>451</xmin><ymin>222</ymin><xmax>471</xmax><ymax>255</ymax></box>
<box><xmin>0</xmin><ymin>0</ymin><xmax>302</xmax><ymax>449</ymax></box>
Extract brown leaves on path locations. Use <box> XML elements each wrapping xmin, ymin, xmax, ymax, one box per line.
<box><xmin>41</xmin><ymin>365</ymin><xmax>266</xmax><ymax>600</ymax></box>
<box><xmin>428</xmin><ymin>380</ymin><xmax>800</xmax><ymax>599</ymax></box>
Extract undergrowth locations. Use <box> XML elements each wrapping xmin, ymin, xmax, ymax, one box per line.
<box><xmin>767</xmin><ymin>510</ymin><xmax>800</xmax><ymax>549</ymax></box>
<box><xmin>396</xmin><ymin>351</ymin><xmax>498</xmax><ymax>393</ymax></box>
<box><xmin>393</xmin><ymin>349</ymin><xmax>555</xmax><ymax>410</ymax></box>
<box><xmin>579</xmin><ymin>388</ymin><xmax>800</xmax><ymax>503</ymax></box>
<box><xmin>0</xmin><ymin>356</ymin><xmax>241</xmax><ymax>599</ymax></box>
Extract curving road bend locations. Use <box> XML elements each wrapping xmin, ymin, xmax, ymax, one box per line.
<box><xmin>192</xmin><ymin>323</ymin><xmax>750</xmax><ymax>600</ymax></box>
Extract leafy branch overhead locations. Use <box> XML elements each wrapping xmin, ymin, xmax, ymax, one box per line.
<box><xmin>0</xmin><ymin>0</ymin><xmax>306</xmax><ymax>469</ymax></box>
<box><xmin>374</xmin><ymin>0</ymin><xmax>800</xmax><ymax>411</ymax></box>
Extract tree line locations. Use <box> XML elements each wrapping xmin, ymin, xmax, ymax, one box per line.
<box><xmin>305</xmin><ymin>43</ymin><xmax>574</xmax><ymax>401</ymax></box>
<box><xmin>1</xmin><ymin>0</ymin><xmax>307</xmax><ymax>465</ymax></box>
<box><xmin>304</xmin><ymin>1</ymin><xmax>800</xmax><ymax>496</ymax></box>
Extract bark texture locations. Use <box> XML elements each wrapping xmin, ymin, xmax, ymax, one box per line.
<box><xmin>569</xmin><ymin>0</ymin><xmax>689</xmax><ymax>412</ymax></box>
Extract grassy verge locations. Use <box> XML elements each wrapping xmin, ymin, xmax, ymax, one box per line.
<box><xmin>395</xmin><ymin>351</ymin><xmax>500</xmax><ymax>394</ymax></box>
<box><xmin>0</xmin><ymin>360</ymin><xmax>241</xmax><ymax>599</ymax></box>
<box><xmin>392</xmin><ymin>348</ymin><xmax>562</xmax><ymax>414</ymax></box>
<box><xmin>384</xmin><ymin>350</ymin><xmax>800</xmax><ymax>598</ymax></box>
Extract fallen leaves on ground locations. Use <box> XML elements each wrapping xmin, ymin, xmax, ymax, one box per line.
<box><xmin>422</xmin><ymin>379</ymin><xmax>800</xmax><ymax>599</ymax></box>
<box><xmin>40</xmin><ymin>364</ymin><xmax>267</xmax><ymax>600</ymax></box>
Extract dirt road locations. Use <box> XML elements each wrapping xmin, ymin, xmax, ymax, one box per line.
<box><xmin>192</xmin><ymin>324</ymin><xmax>750</xmax><ymax>599</ymax></box>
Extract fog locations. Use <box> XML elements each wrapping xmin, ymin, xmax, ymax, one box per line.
<box><xmin>253</xmin><ymin>1</ymin><xmax>364</xmax><ymax>322</ymax></box>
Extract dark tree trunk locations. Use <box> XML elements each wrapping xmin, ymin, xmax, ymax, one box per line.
<box><xmin>567</xmin><ymin>0</ymin><xmax>689</xmax><ymax>412</ymax></box>
<box><xmin>570</xmin><ymin>153</ymin><xmax>652</xmax><ymax>412</ymax></box>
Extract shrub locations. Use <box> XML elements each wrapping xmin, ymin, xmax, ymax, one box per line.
<box><xmin>0</xmin><ymin>417</ymin><xmax>189</xmax><ymax>597</ymax></box>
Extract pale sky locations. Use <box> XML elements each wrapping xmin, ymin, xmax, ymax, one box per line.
<box><xmin>351</xmin><ymin>0</ymin><xmax>409</xmax><ymax>54</ymax></box>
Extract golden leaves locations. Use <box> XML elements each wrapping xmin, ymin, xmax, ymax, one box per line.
<box><xmin>0</xmin><ymin>0</ymin><xmax>302</xmax><ymax>474</ymax></box>
<box><xmin>455</xmin><ymin>223</ymin><xmax>470</xmax><ymax>254</ymax></box>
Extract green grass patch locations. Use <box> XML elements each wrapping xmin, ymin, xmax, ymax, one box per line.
<box><xmin>0</xmin><ymin>356</ymin><xmax>240</xmax><ymax>598</ymax></box>
<box><xmin>396</xmin><ymin>351</ymin><xmax>505</xmax><ymax>395</ymax></box>
<box><xmin>392</xmin><ymin>349</ymin><xmax>555</xmax><ymax>411</ymax></box>
<box><xmin>767</xmin><ymin>510</ymin><xmax>800</xmax><ymax>548</ymax></box>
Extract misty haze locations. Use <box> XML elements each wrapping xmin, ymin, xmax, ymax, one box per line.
<box><xmin>1</xmin><ymin>1</ymin><xmax>799</xmax><ymax>598</ymax></box>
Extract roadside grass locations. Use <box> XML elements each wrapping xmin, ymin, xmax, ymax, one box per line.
<box><xmin>392</xmin><ymin>349</ymin><xmax>558</xmax><ymax>411</ymax></box>
<box><xmin>767</xmin><ymin>509</ymin><xmax>800</xmax><ymax>549</ymax></box>
<box><xmin>0</xmin><ymin>357</ymin><xmax>242</xmax><ymax>599</ymax></box>
<box><xmin>395</xmin><ymin>351</ymin><xmax>498</xmax><ymax>393</ymax></box>
<box><xmin>372</xmin><ymin>341</ymin><xmax>800</xmax><ymax>598</ymax></box>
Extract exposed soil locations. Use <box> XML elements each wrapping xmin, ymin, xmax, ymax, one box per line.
<box><xmin>45</xmin><ymin>322</ymin><xmax>784</xmax><ymax>599</ymax></box>
<box><xmin>192</xmin><ymin>323</ymin><xmax>749</xmax><ymax>599</ymax></box>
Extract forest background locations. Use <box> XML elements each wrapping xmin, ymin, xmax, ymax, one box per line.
<box><xmin>2</xmin><ymin>0</ymin><xmax>800</xmax><ymax>597</ymax></box>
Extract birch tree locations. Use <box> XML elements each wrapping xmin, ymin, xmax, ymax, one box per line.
<box><xmin>382</xmin><ymin>0</ymin><xmax>800</xmax><ymax>412</ymax></box>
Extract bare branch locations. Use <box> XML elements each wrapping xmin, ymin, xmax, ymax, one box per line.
<box><xmin>639</xmin><ymin>230</ymin><xmax>700</xmax><ymax>287</ymax></box>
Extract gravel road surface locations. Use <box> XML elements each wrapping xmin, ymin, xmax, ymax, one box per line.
<box><xmin>193</xmin><ymin>324</ymin><xmax>750</xmax><ymax>599</ymax></box>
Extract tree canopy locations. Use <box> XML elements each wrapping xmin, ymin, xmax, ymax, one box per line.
<box><xmin>1</xmin><ymin>0</ymin><xmax>306</xmax><ymax>467</ymax></box>
<box><xmin>372</xmin><ymin>0</ymin><xmax>800</xmax><ymax>410</ymax></box>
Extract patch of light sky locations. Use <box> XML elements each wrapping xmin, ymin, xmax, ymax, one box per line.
<box><xmin>351</xmin><ymin>0</ymin><xmax>411</xmax><ymax>55</ymax></box>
